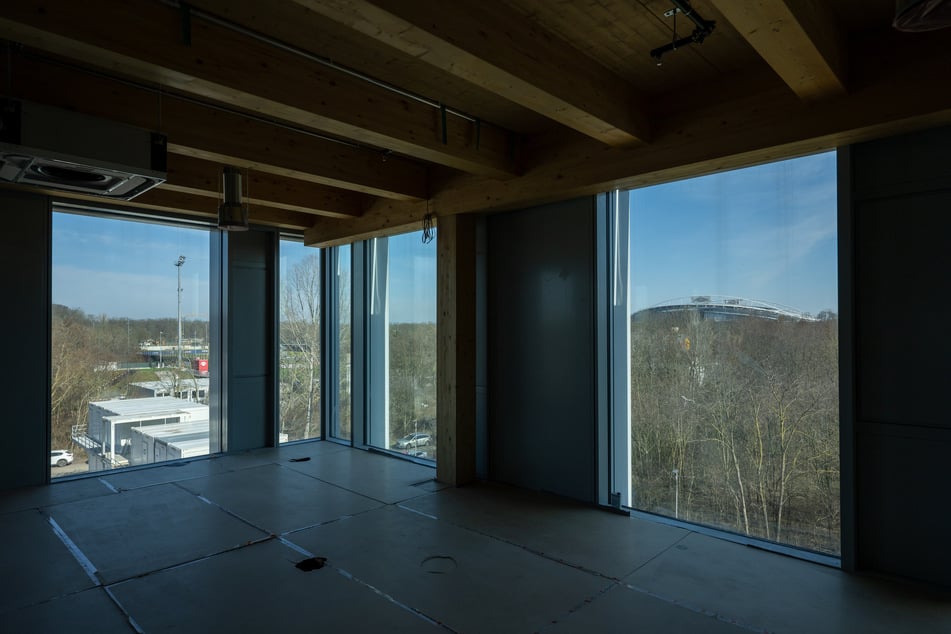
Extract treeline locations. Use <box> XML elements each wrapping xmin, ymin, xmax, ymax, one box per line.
<box><xmin>631</xmin><ymin>310</ymin><xmax>839</xmax><ymax>554</ymax></box>
<box><xmin>51</xmin><ymin>306</ymin><xmax>208</xmax><ymax>455</ymax></box>
<box><xmin>278</xmin><ymin>320</ymin><xmax>437</xmax><ymax>445</ymax></box>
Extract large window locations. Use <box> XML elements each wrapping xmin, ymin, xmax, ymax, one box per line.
<box><xmin>52</xmin><ymin>210</ymin><xmax>212</xmax><ymax>477</ymax></box>
<box><xmin>627</xmin><ymin>153</ymin><xmax>840</xmax><ymax>555</ymax></box>
<box><xmin>367</xmin><ymin>232</ymin><xmax>437</xmax><ymax>461</ymax></box>
<box><xmin>334</xmin><ymin>245</ymin><xmax>353</xmax><ymax>441</ymax></box>
<box><xmin>279</xmin><ymin>240</ymin><xmax>321</xmax><ymax>442</ymax></box>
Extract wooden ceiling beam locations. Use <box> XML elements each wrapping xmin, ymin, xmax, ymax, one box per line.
<box><xmin>133</xmin><ymin>189</ymin><xmax>319</xmax><ymax>230</ymax></box>
<box><xmin>306</xmin><ymin>32</ymin><xmax>951</xmax><ymax>246</ymax></box>
<box><xmin>709</xmin><ymin>0</ymin><xmax>847</xmax><ymax>101</ymax></box>
<box><xmin>25</xmin><ymin>187</ymin><xmax>317</xmax><ymax>230</ymax></box>
<box><xmin>0</xmin><ymin>0</ymin><xmax>519</xmax><ymax>178</ymax></box>
<box><xmin>164</xmin><ymin>155</ymin><xmax>368</xmax><ymax>219</ymax></box>
<box><xmin>9</xmin><ymin>54</ymin><xmax>426</xmax><ymax>201</ymax></box>
<box><xmin>293</xmin><ymin>0</ymin><xmax>650</xmax><ymax>147</ymax></box>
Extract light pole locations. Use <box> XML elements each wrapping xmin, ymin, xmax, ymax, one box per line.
<box><xmin>175</xmin><ymin>255</ymin><xmax>186</xmax><ymax>368</ymax></box>
<box><xmin>159</xmin><ymin>331</ymin><xmax>164</xmax><ymax>367</ymax></box>
<box><xmin>672</xmin><ymin>468</ymin><xmax>680</xmax><ymax>519</ymax></box>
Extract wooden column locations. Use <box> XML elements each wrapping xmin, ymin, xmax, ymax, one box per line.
<box><xmin>436</xmin><ymin>214</ymin><xmax>477</xmax><ymax>485</ymax></box>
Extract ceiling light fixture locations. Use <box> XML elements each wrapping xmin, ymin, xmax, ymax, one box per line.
<box><xmin>218</xmin><ymin>166</ymin><xmax>249</xmax><ymax>231</ymax></box>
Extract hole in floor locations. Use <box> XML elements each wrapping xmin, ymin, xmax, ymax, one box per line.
<box><xmin>295</xmin><ymin>557</ymin><xmax>327</xmax><ymax>571</ymax></box>
<box><xmin>421</xmin><ymin>555</ymin><xmax>457</xmax><ymax>574</ymax></box>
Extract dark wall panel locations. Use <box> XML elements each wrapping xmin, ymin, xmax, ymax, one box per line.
<box><xmin>851</xmin><ymin>124</ymin><xmax>951</xmax><ymax>587</ymax></box>
<box><xmin>856</xmin><ymin>423</ymin><xmax>951</xmax><ymax>587</ymax></box>
<box><xmin>487</xmin><ymin>197</ymin><xmax>596</xmax><ymax>503</ymax></box>
<box><xmin>856</xmin><ymin>192</ymin><xmax>951</xmax><ymax>428</ymax></box>
<box><xmin>0</xmin><ymin>191</ymin><xmax>50</xmax><ymax>489</ymax></box>
<box><xmin>220</xmin><ymin>229</ymin><xmax>276</xmax><ymax>452</ymax></box>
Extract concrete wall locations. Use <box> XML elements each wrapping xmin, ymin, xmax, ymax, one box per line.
<box><xmin>0</xmin><ymin>191</ymin><xmax>50</xmax><ymax>489</ymax></box>
<box><xmin>848</xmin><ymin>125</ymin><xmax>951</xmax><ymax>587</ymax></box>
<box><xmin>487</xmin><ymin>197</ymin><xmax>597</xmax><ymax>503</ymax></box>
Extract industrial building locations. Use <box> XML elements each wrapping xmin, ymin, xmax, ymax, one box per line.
<box><xmin>129</xmin><ymin>378</ymin><xmax>210</xmax><ymax>402</ymax></box>
<box><xmin>74</xmin><ymin>397</ymin><xmax>210</xmax><ymax>471</ymax></box>
<box><xmin>2</xmin><ymin>1</ymin><xmax>951</xmax><ymax>632</ymax></box>
<box><xmin>128</xmin><ymin>420</ymin><xmax>211</xmax><ymax>467</ymax></box>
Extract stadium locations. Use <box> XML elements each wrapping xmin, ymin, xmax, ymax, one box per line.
<box><xmin>633</xmin><ymin>295</ymin><xmax>821</xmax><ymax>323</ymax></box>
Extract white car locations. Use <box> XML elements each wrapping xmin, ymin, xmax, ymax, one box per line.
<box><xmin>395</xmin><ymin>433</ymin><xmax>432</xmax><ymax>449</ymax></box>
<box><xmin>50</xmin><ymin>450</ymin><xmax>73</xmax><ymax>467</ymax></box>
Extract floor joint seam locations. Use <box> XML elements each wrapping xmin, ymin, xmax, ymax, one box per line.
<box><xmin>332</xmin><ymin>566</ymin><xmax>459</xmax><ymax>632</ymax></box>
<box><xmin>533</xmin><ymin>581</ymin><xmax>623</xmax><ymax>633</ymax></box>
<box><xmin>46</xmin><ymin>513</ymin><xmax>100</xmax><ymax>586</ymax></box>
<box><xmin>621</xmin><ymin>530</ymin><xmax>692</xmax><ymax>579</ymax></box>
<box><xmin>103</xmin><ymin>535</ymin><xmax>277</xmax><ymax>587</ymax></box>
<box><xmin>102</xmin><ymin>586</ymin><xmax>145</xmax><ymax>634</ymax></box>
<box><xmin>622</xmin><ymin>581</ymin><xmax>769</xmax><ymax>633</ymax></box>
<box><xmin>275</xmin><ymin>464</ymin><xmax>396</xmax><ymax>505</ymax></box>
<box><xmin>172</xmin><ymin>481</ymin><xmax>276</xmax><ymax>536</ymax></box>
<box><xmin>276</xmin><ymin>534</ymin><xmax>457</xmax><ymax>632</ymax></box>
<box><xmin>279</xmin><ymin>512</ymin><xmax>366</xmax><ymax>536</ymax></box>
<box><xmin>396</xmin><ymin>503</ymin><xmax>438</xmax><ymax>520</ymax></box>
<box><xmin>411</xmin><ymin>510</ymin><xmax>622</xmax><ymax>583</ymax></box>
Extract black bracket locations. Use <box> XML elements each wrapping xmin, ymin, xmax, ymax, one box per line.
<box><xmin>650</xmin><ymin>0</ymin><xmax>716</xmax><ymax>65</ymax></box>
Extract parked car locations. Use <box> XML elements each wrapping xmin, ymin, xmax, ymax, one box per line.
<box><xmin>395</xmin><ymin>433</ymin><xmax>432</xmax><ymax>449</ymax></box>
<box><xmin>50</xmin><ymin>450</ymin><xmax>74</xmax><ymax>468</ymax></box>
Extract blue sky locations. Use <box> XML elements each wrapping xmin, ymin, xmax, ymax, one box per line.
<box><xmin>52</xmin><ymin>213</ymin><xmax>211</xmax><ymax>320</ymax></box>
<box><xmin>53</xmin><ymin>212</ymin><xmax>437</xmax><ymax>323</ymax></box>
<box><xmin>629</xmin><ymin>151</ymin><xmax>837</xmax><ymax>316</ymax></box>
<box><xmin>281</xmin><ymin>233</ymin><xmax>437</xmax><ymax>324</ymax></box>
<box><xmin>53</xmin><ymin>151</ymin><xmax>833</xmax><ymax>321</ymax></box>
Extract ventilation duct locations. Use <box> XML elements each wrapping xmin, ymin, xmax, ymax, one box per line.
<box><xmin>0</xmin><ymin>98</ymin><xmax>166</xmax><ymax>200</ymax></box>
<box><xmin>217</xmin><ymin>166</ymin><xmax>249</xmax><ymax>231</ymax></box>
<box><xmin>894</xmin><ymin>0</ymin><xmax>951</xmax><ymax>31</ymax></box>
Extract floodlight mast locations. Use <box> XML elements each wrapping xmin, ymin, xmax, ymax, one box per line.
<box><xmin>175</xmin><ymin>255</ymin><xmax>186</xmax><ymax>368</ymax></box>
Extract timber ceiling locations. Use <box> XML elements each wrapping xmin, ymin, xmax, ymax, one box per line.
<box><xmin>0</xmin><ymin>0</ymin><xmax>948</xmax><ymax>246</ymax></box>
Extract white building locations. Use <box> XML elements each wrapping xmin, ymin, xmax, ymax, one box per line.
<box><xmin>130</xmin><ymin>377</ymin><xmax>209</xmax><ymax>402</ymax></box>
<box><xmin>74</xmin><ymin>397</ymin><xmax>209</xmax><ymax>471</ymax></box>
<box><xmin>129</xmin><ymin>419</ymin><xmax>210</xmax><ymax>466</ymax></box>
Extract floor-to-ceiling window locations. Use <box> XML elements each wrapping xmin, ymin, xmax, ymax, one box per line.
<box><xmin>367</xmin><ymin>232</ymin><xmax>437</xmax><ymax>461</ymax></box>
<box><xmin>626</xmin><ymin>152</ymin><xmax>840</xmax><ymax>555</ymax></box>
<box><xmin>52</xmin><ymin>209</ymin><xmax>213</xmax><ymax>477</ymax></box>
<box><xmin>278</xmin><ymin>239</ymin><xmax>322</xmax><ymax>443</ymax></box>
<box><xmin>333</xmin><ymin>244</ymin><xmax>353</xmax><ymax>441</ymax></box>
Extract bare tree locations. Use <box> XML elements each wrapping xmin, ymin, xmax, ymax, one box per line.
<box><xmin>280</xmin><ymin>253</ymin><xmax>321</xmax><ymax>440</ymax></box>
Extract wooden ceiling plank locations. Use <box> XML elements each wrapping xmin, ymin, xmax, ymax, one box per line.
<box><xmin>9</xmin><ymin>55</ymin><xmax>426</xmax><ymax>201</ymax></box>
<box><xmin>0</xmin><ymin>1</ymin><xmax>518</xmax><ymax>177</ymax></box>
<box><xmin>294</xmin><ymin>0</ymin><xmax>651</xmax><ymax>146</ymax></box>
<box><xmin>709</xmin><ymin>0</ymin><xmax>847</xmax><ymax>101</ymax></box>
<box><xmin>306</xmin><ymin>33</ymin><xmax>951</xmax><ymax>246</ymax></box>
<box><xmin>136</xmin><ymin>189</ymin><xmax>318</xmax><ymax>230</ymax></box>
<box><xmin>163</xmin><ymin>155</ymin><xmax>368</xmax><ymax>219</ymax></box>
<box><xmin>25</xmin><ymin>187</ymin><xmax>316</xmax><ymax>230</ymax></box>
<box><xmin>183</xmin><ymin>0</ymin><xmax>552</xmax><ymax>135</ymax></box>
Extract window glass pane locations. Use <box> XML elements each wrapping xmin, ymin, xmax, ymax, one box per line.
<box><xmin>335</xmin><ymin>245</ymin><xmax>352</xmax><ymax>440</ymax></box>
<box><xmin>368</xmin><ymin>233</ymin><xmax>437</xmax><ymax>461</ymax></box>
<box><xmin>52</xmin><ymin>211</ymin><xmax>212</xmax><ymax>477</ymax></box>
<box><xmin>279</xmin><ymin>240</ymin><xmax>321</xmax><ymax>442</ymax></box>
<box><xmin>628</xmin><ymin>152</ymin><xmax>839</xmax><ymax>555</ymax></box>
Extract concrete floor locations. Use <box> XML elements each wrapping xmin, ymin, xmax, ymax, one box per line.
<box><xmin>1</xmin><ymin>442</ymin><xmax>949</xmax><ymax>633</ymax></box>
